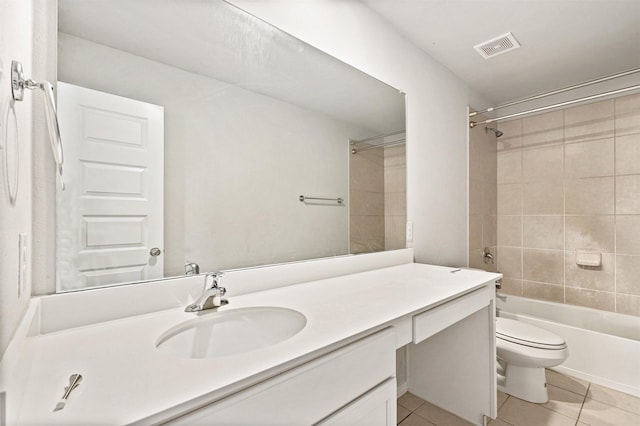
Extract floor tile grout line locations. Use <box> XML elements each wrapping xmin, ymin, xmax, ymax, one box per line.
<box><xmin>585</xmin><ymin>392</ymin><xmax>640</xmax><ymax>416</ymax></box>
<box><xmin>497</xmin><ymin>417</ymin><xmax>516</xmax><ymax>426</ymax></box>
<box><xmin>497</xmin><ymin>394</ymin><xmax>510</xmax><ymax>411</ymax></box>
<box><xmin>399</xmin><ymin>395</ymin><xmax>475</xmax><ymax>426</ymax></box>
<box><xmin>494</xmin><ymin>395</ymin><xmax>517</xmax><ymax>426</ymax></box>
<box><xmin>546</xmin><ymin>369</ymin><xmax>591</xmax><ymax>398</ymax></box>
<box><xmin>398</xmin><ymin>396</ymin><xmax>428</xmax><ymax>425</ymax></box>
<box><xmin>546</xmin><ymin>382</ymin><xmax>589</xmax><ymax>399</ymax></box>
<box><xmin>536</xmin><ymin>397</ymin><xmax>580</xmax><ymax>422</ymax></box>
<box><xmin>400</xmin><ymin>372</ymin><xmax>640</xmax><ymax>426</ymax></box>
<box><xmin>575</xmin><ymin>382</ymin><xmax>590</xmax><ymax>425</ymax></box>
<box><xmin>410</xmin><ymin>409</ymin><xmax>438</xmax><ymax>426</ymax></box>
<box><xmin>397</xmin><ymin>407</ymin><xmax>426</xmax><ymax>426</ymax></box>
<box><xmin>397</xmin><ymin>402</ymin><xmax>412</xmax><ymax>424</ymax></box>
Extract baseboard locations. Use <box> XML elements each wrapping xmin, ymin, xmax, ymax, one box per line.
<box><xmin>397</xmin><ymin>380</ymin><xmax>408</xmax><ymax>397</ymax></box>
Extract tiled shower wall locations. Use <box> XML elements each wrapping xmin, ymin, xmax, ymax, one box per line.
<box><xmin>496</xmin><ymin>93</ymin><xmax>640</xmax><ymax>317</ymax></box>
<box><xmin>469</xmin><ymin>115</ymin><xmax>498</xmax><ymax>272</ymax></box>
<box><xmin>350</xmin><ymin>147</ymin><xmax>385</xmax><ymax>253</ymax></box>
<box><xmin>349</xmin><ymin>144</ymin><xmax>406</xmax><ymax>254</ymax></box>
<box><xmin>384</xmin><ymin>144</ymin><xmax>407</xmax><ymax>251</ymax></box>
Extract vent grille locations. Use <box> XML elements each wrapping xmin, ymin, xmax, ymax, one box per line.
<box><xmin>474</xmin><ymin>33</ymin><xmax>521</xmax><ymax>59</ymax></box>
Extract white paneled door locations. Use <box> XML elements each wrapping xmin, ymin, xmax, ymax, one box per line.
<box><xmin>56</xmin><ymin>82</ymin><xmax>164</xmax><ymax>291</ymax></box>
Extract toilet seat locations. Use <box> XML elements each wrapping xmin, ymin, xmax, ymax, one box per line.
<box><xmin>497</xmin><ymin>318</ymin><xmax>567</xmax><ymax>350</ymax></box>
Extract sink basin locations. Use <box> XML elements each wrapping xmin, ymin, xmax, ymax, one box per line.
<box><xmin>156</xmin><ymin>307</ymin><xmax>307</xmax><ymax>359</ymax></box>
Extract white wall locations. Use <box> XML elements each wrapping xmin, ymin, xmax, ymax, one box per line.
<box><xmin>31</xmin><ymin>0</ymin><xmax>57</xmax><ymax>303</ymax></box>
<box><xmin>57</xmin><ymin>34</ymin><xmax>373</xmax><ymax>283</ymax></box>
<box><xmin>0</xmin><ymin>0</ymin><xmax>34</xmax><ymax>358</ymax></box>
<box><xmin>229</xmin><ymin>0</ymin><xmax>491</xmax><ymax>267</ymax></box>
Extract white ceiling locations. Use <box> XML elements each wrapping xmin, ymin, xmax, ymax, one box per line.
<box><xmin>362</xmin><ymin>0</ymin><xmax>640</xmax><ymax>105</ymax></box>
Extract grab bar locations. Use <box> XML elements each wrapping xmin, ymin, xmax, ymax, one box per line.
<box><xmin>299</xmin><ymin>195</ymin><xmax>344</xmax><ymax>205</ymax></box>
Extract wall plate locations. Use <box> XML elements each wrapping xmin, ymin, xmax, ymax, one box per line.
<box><xmin>11</xmin><ymin>60</ymin><xmax>25</xmax><ymax>101</ymax></box>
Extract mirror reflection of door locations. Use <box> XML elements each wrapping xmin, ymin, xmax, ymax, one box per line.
<box><xmin>56</xmin><ymin>82</ymin><xmax>164</xmax><ymax>292</ymax></box>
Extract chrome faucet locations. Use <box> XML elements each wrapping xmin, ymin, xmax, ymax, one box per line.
<box><xmin>185</xmin><ymin>272</ymin><xmax>228</xmax><ymax>312</ymax></box>
<box><xmin>483</xmin><ymin>247</ymin><xmax>494</xmax><ymax>264</ymax></box>
<box><xmin>184</xmin><ymin>260</ymin><xmax>200</xmax><ymax>276</ymax></box>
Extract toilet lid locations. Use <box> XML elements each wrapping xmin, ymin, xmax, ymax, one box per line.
<box><xmin>496</xmin><ymin>318</ymin><xmax>567</xmax><ymax>350</ymax></box>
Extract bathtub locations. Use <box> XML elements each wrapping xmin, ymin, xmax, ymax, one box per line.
<box><xmin>496</xmin><ymin>294</ymin><xmax>640</xmax><ymax>397</ymax></box>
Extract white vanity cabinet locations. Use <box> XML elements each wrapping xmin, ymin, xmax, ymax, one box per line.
<box><xmin>409</xmin><ymin>285</ymin><xmax>496</xmax><ymax>425</ymax></box>
<box><xmin>10</xmin><ymin>261</ymin><xmax>500</xmax><ymax>425</ymax></box>
<box><xmin>164</xmin><ymin>329</ymin><xmax>397</xmax><ymax>425</ymax></box>
<box><xmin>163</xmin><ymin>284</ymin><xmax>496</xmax><ymax>426</ymax></box>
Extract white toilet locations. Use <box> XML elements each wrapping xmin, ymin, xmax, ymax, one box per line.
<box><xmin>496</xmin><ymin>317</ymin><xmax>568</xmax><ymax>403</ymax></box>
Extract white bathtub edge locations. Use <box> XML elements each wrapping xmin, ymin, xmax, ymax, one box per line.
<box><xmin>550</xmin><ymin>366</ymin><xmax>640</xmax><ymax>398</ymax></box>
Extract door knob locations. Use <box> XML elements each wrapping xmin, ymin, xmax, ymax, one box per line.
<box><xmin>150</xmin><ymin>247</ymin><xmax>162</xmax><ymax>257</ymax></box>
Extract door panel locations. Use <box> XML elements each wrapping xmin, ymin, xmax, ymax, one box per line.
<box><xmin>56</xmin><ymin>82</ymin><xmax>164</xmax><ymax>291</ymax></box>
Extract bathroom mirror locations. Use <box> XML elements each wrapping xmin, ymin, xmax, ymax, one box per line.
<box><xmin>55</xmin><ymin>0</ymin><xmax>406</xmax><ymax>292</ymax></box>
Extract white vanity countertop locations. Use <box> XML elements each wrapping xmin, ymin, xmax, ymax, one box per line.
<box><xmin>17</xmin><ymin>263</ymin><xmax>500</xmax><ymax>425</ymax></box>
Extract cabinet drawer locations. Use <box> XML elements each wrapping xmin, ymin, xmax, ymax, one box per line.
<box><xmin>317</xmin><ymin>378</ymin><xmax>396</xmax><ymax>426</ymax></box>
<box><xmin>413</xmin><ymin>285</ymin><xmax>492</xmax><ymax>344</ymax></box>
<box><xmin>166</xmin><ymin>328</ymin><xmax>396</xmax><ymax>425</ymax></box>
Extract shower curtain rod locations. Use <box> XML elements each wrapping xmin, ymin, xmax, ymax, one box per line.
<box><xmin>350</xmin><ymin>139</ymin><xmax>406</xmax><ymax>154</ymax></box>
<box><xmin>350</xmin><ymin>129</ymin><xmax>406</xmax><ymax>145</ymax></box>
<box><xmin>469</xmin><ymin>68</ymin><xmax>640</xmax><ymax>118</ymax></box>
<box><xmin>469</xmin><ymin>84</ymin><xmax>640</xmax><ymax>128</ymax></box>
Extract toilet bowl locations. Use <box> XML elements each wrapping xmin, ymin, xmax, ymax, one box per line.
<box><xmin>496</xmin><ymin>317</ymin><xmax>568</xmax><ymax>403</ymax></box>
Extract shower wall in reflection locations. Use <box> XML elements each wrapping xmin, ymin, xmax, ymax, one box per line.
<box><xmin>349</xmin><ymin>143</ymin><xmax>406</xmax><ymax>254</ymax></box>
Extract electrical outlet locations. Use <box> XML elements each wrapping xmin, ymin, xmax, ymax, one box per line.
<box><xmin>18</xmin><ymin>233</ymin><xmax>27</xmax><ymax>298</ymax></box>
<box><xmin>406</xmin><ymin>221</ymin><xmax>413</xmax><ymax>243</ymax></box>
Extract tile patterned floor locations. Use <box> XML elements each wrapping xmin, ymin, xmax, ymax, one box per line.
<box><xmin>397</xmin><ymin>370</ymin><xmax>640</xmax><ymax>426</ymax></box>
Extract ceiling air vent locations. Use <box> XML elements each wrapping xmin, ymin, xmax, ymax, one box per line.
<box><xmin>474</xmin><ymin>32</ymin><xmax>521</xmax><ymax>59</ymax></box>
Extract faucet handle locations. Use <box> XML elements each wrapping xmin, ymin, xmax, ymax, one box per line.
<box><xmin>203</xmin><ymin>272</ymin><xmax>224</xmax><ymax>290</ymax></box>
<box><xmin>482</xmin><ymin>247</ymin><xmax>494</xmax><ymax>265</ymax></box>
<box><xmin>185</xmin><ymin>272</ymin><xmax>228</xmax><ymax>312</ymax></box>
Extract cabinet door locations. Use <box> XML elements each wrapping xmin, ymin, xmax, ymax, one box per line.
<box><xmin>318</xmin><ymin>378</ymin><xmax>397</xmax><ymax>426</ymax></box>
<box><xmin>165</xmin><ymin>329</ymin><xmax>395</xmax><ymax>425</ymax></box>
